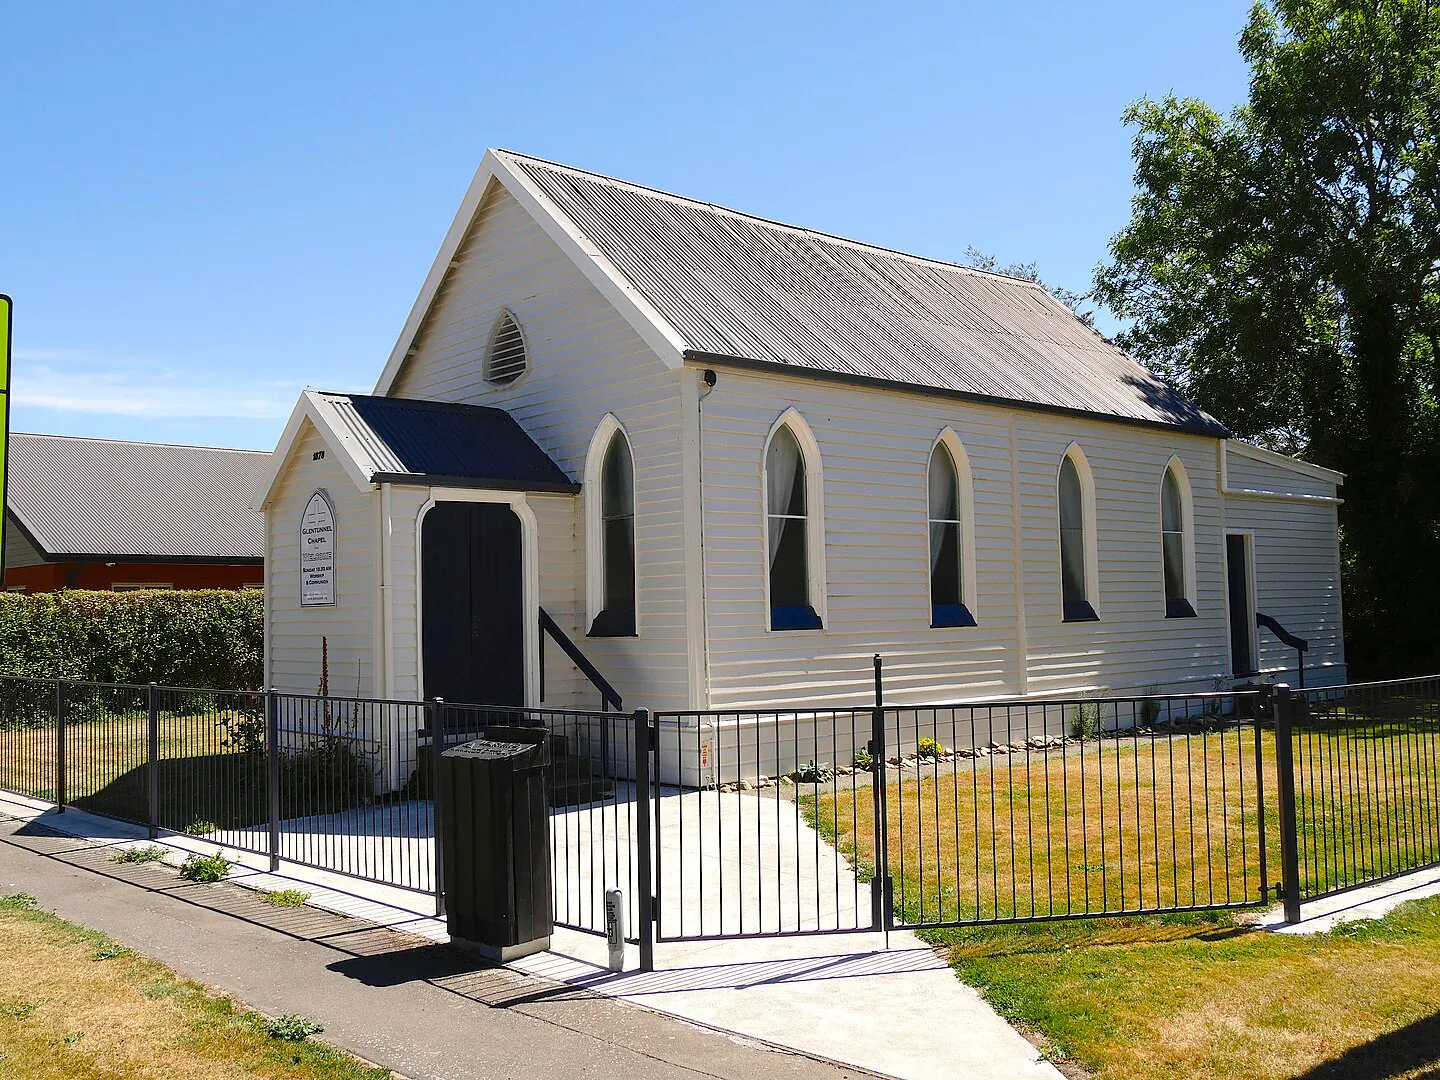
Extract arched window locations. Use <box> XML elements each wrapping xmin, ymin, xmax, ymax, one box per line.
<box><xmin>1162</xmin><ymin>462</ymin><xmax>1196</xmax><ymax>618</ymax></box>
<box><xmin>1059</xmin><ymin>450</ymin><xmax>1098</xmax><ymax>622</ymax></box>
<box><xmin>586</xmin><ymin>418</ymin><xmax>636</xmax><ymax>636</ymax></box>
<box><xmin>928</xmin><ymin>440</ymin><xmax>976</xmax><ymax>627</ymax></box>
<box><xmin>765</xmin><ymin>418</ymin><xmax>823</xmax><ymax>630</ymax></box>
<box><xmin>485</xmin><ymin>311</ymin><xmax>527</xmax><ymax>385</ymax></box>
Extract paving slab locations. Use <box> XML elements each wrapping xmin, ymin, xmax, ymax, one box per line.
<box><xmin>1257</xmin><ymin>864</ymin><xmax>1440</xmax><ymax>934</ymax></box>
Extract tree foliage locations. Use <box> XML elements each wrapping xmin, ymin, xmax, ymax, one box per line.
<box><xmin>1093</xmin><ymin>0</ymin><xmax>1440</xmax><ymax>678</ymax></box>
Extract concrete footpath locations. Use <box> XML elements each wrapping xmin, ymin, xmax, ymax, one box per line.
<box><xmin>0</xmin><ymin>815</ymin><xmax>881</xmax><ymax>1080</ymax></box>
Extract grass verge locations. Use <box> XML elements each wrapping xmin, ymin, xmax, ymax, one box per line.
<box><xmin>0</xmin><ymin>893</ymin><xmax>388</xmax><ymax>1079</ymax></box>
<box><xmin>925</xmin><ymin>897</ymin><xmax>1440</xmax><ymax>1080</ymax></box>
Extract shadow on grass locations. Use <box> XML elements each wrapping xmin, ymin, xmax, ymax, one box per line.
<box><xmin>1289</xmin><ymin>1009</ymin><xmax>1440</xmax><ymax>1079</ymax></box>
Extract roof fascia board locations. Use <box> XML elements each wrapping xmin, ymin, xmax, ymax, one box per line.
<box><xmin>1225</xmin><ymin>439</ymin><xmax>1345</xmax><ymax>485</ymax></box>
<box><xmin>253</xmin><ymin>392</ymin><xmax>375</xmax><ymax>509</ymax></box>
<box><xmin>685</xmin><ymin>352</ymin><xmax>1231</xmax><ymax>440</ymax></box>
<box><xmin>373</xmin><ymin>151</ymin><xmax>687</xmax><ymax>396</ymax></box>
<box><xmin>369</xmin><ymin>471</ymin><xmax>579</xmax><ymax>494</ymax></box>
<box><xmin>373</xmin><ymin>157</ymin><xmax>503</xmax><ymax>395</ymax></box>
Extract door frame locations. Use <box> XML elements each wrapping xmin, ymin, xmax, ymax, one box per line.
<box><xmin>414</xmin><ymin>487</ymin><xmax>541</xmax><ymax>707</ymax></box>
<box><xmin>1224</xmin><ymin>529</ymin><xmax>1259</xmax><ymax>678</ymax></box>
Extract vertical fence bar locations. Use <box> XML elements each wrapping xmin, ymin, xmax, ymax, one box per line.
<box><xmin>1273</xmin><ymin>684</ymin><xmax>1303</xmax><ymax>924</ymax></box>
<box><xmin>147</xmin><ymin>682</ymin><xmax>159</xmax><ymax>839</ymax></box>
<box><xmin>432</xmin><ymin>698</ymin><xmax>446</xmax><ymax>919</ymax></box>
<box><xmin>267</xmin><ymin>689</ymin><xmax>280</xmax><ymax>873</ymax></box>
<box><xmin>54</xmin><ymin>680</ymin><xmax>66</xmax><ymax>813</ymax></box>
<box><xmin>1254</xmin><ymin>687</ymin><xmax>1270</xmax><ymax>902</ymax></box>
<box><xmin>635</xmin><ymin>707</ymin><xmax>655</xmax><ymax>972</ymax></box>
<box><xmin>870</xmin><ymin>654</ymin><xmax>887</xmax><ymax>930</ymax></box>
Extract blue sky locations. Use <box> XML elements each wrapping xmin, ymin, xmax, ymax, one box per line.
<box><xmin>1</xmin><ymin>2</ymin><xmax>1251</xmax><ymax>450</ymax></box>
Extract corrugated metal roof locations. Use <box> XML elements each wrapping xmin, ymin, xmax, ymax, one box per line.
<box><xmin>313</xmin><ymin>392</ymin><xmax>578</xmax><ymax>493</ymax></box>
<box><xmin>6</xmin><ymin>433</ymin><xmax>269</xmax><ymax>560</ymax></box>
<box><xmin>501</xmin><ymin>151</ymin><xmax>1226</xmax><ymax>436</ymax></box>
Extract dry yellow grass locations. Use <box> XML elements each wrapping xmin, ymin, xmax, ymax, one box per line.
<box><xmin>818</xmin><ymin>729</ymin><xmax>1275</xmax><ymax>921</ymax></box>
<box><xmin>815</xmin><ymin>724</ymin><xmax>1440</xmax><ymax>921</ymax></box>
<box><xmin>0</xmin><ymin>895</ymin><xmax>387</xmax><ymax>1079</ymax></box>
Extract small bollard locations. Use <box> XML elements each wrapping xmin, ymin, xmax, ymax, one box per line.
<box><xmin>604</xmin><ymin>888</ymin><xmax>626</xmax><ymax>972</ymax></box>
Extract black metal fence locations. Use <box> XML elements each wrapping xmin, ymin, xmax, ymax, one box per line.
<box><xmin>5</xmin><ymin>669</ymin><xmax>1440</xmax><ymax>974</ymax></box>
<box><xmin>0</xmin><ymin>676</ymin><xmax>627</xmax><ymax>936</ymax></box>
<box><xmin>1285</xmin><ymin>677</ymin><xmax>1440</xmax><ymax>911</ymax></box>
<box><xmin>650</xmin><ymin>684</ymin><xmax>1270</xmax><ymax>942</ymax></box>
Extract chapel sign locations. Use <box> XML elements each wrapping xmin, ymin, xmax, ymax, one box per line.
<box><xmin>300</xmin><ymin>491</ymin><xmax>336</xmax><ymax>606</ymax></box>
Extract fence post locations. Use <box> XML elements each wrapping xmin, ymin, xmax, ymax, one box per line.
<box><xmin>267</xmin><ymin>689</ymin><xmax>281</xmax><ymax>873</ymax></box>
<box><xmin>54</xmin><ymin>681</ymin><xmax>66</xmax><ymax>814</ymax></box>
<box><xmin>870</xmin><ymin>655</ymin><xmax>889</xmax><ymax>931</ymax></box>
<box><xmin>1273</xmin><ymin>683</ymin><xmax>1303</xmax><ymax>925</ymax></box>
<box><xmin>431</xmin><ymin>698</ymin><xmax>445</xmax><ymax>919</ymax></box>
<box><xmin>634</xmin><ymin>706</ymin><xmax>655</xmax><ymax>973</ymax></box>
<box><xmin>147</xmin><ymin>683</ymin><xmax>159</xmax><ymax>839</ymax></box>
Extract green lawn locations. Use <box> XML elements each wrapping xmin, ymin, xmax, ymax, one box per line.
<box><xmin>930</xmin><ymin>898</ymin><xmax>1440</xmax><ymax>1080</ymax></box>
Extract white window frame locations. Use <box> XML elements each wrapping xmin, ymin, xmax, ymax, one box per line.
<box><xmin>584</xmin><ymin>414</ymin><xmax>639</xmax><ymax>635</ymax></box>
<box><xmin>1057</xmin><ymin>442</ymin><xmax>1100</xmax><ymax>621</ymax></box>
<box><xmin>761</xmin><ymin>408</ymin><xmax>827</xmax><ymax>632</ymax></box>
<box><xmin>483</xmin><ymin>308</ymin><xmax>530</xmax><ymax>387</ymax></box>
<box><xmin>927</xmin><ymin>429</ymin><xmax>978</xmax><ymax>626</ymax></box>
<box><xmin>1160</xmin><ymin>456</ymin><xmax>1198</xmax><ymax>617</ymax></box>
<box><xmin>112</xmin><ymin>582</ymin><xmax>175</xmax><ymax>592</ymax></box>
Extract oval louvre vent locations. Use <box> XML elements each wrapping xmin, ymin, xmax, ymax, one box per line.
<box><xmin>486</xmin><ymin>311</ymin><xmax>527</xmax><ymax>384</ymax></box>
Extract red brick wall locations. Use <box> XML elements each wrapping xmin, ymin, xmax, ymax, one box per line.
<box><xmin>4</xmin><ymin>562</ymin><xmax>263</xmax><ymax>593</ymax></box>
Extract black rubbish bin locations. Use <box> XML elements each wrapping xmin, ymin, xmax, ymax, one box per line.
<box><xmin>439</xmin><ymin>728</ymin><xmax>553</xmax><ymax>960</ymax></box>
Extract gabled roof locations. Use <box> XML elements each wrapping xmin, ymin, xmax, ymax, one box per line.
<box><xmin>6</xmin><ymin>433</ymin><xmax>269</xmax><ymax>561</ymax></box>
<box><xmin>375</xmin><ymin>149</ymin><xmax>1228</xmax><ymax>437</ymax></box>
<box><xmin>255</xmin><ymin>392</ymin><xmax>578</xmax><ymax>507</ymax></box>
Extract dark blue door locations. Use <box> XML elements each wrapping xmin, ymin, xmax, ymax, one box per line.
<box><xmin>422</xmin><ymin>502</ymin><xmax>525</xmax><ymax>706</ymax></box>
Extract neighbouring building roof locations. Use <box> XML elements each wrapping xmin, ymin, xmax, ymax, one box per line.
<box><xmin>302</xmin><ymin>392</ymin><xmax>579</xmax><ymax>493</ymax></box>
<box><xmin>6</xmin><ymin>433</ymin><xmax>270</xmax><ymax>561</ymax></box>
<box><xmin>378</xmin><ymin>150</ymin><xmax>1229</xmax><ymax>437</ymax></box>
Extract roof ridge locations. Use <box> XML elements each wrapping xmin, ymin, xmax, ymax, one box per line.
<box><xmin>493</xmin><ymin>149</ymin><xmax>1053</xmax><ymax>293</ymax></box>
<box><xmin>12</xmin><ymin>431</ymin><xmax>271</xmax><ymax>455</ymax></box>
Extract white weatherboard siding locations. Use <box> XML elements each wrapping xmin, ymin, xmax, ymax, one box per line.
<box><xmin>1225</xmin><ymin>445</ymin><xmax>1338</xmax><ymax>500</ymax></box>
<box><xmin>389</xmin><ymin>181</ymin><xmax>690</xmax><ymax>710</ymax></box>
<box><xmin>266</xmin><ymin>421</ymin><xmax>376</xmax><ymax>697</ymax></box>
<box><xmin>1221</xmin><ymin>447</ymin><xmax>1346</xmax><ymax>686</ymax></box>
<box><xmin>1018</xmin><ymin>418</ymin><xmax>1227</xmax><ymax>697</ymax></box>
<box><xmin>697</xmin><ymin>365</ymin><xmax>1233</xmax><ymax>711</ymax></box>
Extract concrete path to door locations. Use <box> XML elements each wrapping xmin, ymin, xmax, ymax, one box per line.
<box><xmin>0</xmin><ymin>789</ymin><xmax>1062</xmax><ymax>1079</ymax></box>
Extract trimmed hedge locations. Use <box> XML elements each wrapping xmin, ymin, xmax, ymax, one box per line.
<box><xmin>0</xmin><ymin>589</ymin><xmax>263</xmax><ymax>688</ymax></box>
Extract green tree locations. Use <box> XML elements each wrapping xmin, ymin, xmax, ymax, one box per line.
<box><xmin>1093</xmin><ymin>0</ymin><xmax>1440</xmax><ymax>678</ymax></box>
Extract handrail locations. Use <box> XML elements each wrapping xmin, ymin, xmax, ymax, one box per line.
<box><xmin>1256</xmin><ymin>612</ymin><xmax>1308</xmax><ymax>688</ymax></box>
<box><xmin>539</xmin><ymin>607</ymin><xmax>623</xmax><ymax>711</ymax></box>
